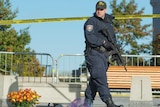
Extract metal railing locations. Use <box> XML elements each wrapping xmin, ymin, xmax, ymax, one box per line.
<box><xmin>54</xmin><ymin>54</ymin><xmax>160</xmax><ymax>83</ymax></box>
<box><xmin>123</xmin><ymin>54</ymin><xmax>160</xmax><ymax>66</ymax></box>
<box><xmin>0</xmin><ymin>51</ymin><xmax>55</xmax><ymax>83</ymax></box>
<box><xmin>54</xmin><ymin>54</ymin><xmax>86</xmax><ymax>83</ymax></box>
<box><xmin>1</xmin><ymin>52</ymin><xmax>160</xmax><ymax>84</ymax></box>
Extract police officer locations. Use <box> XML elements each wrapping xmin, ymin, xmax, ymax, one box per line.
<box><xmin>83</xmin><ymin>1</ymin><xmax>123</xmax><ymax>107</ymax></box>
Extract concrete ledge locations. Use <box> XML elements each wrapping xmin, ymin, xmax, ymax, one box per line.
<box><xmin>0</xmin><ymin>75</ymin><xmax>18</xmax><ymax>107</ymax></box>
<box><xmin>129</xmin><ymin>101</ymin><xmax>153</xmax><ymax>107</ymax></box>
<box><xmin>19</xmin><ymin>82</ymin><xmax>81</xmax><ymax>104</ymax></box>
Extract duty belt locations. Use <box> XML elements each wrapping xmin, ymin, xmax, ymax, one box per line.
<box><xmin>91</xmin><ymin>46</ymin><xmax>106</xmax><ymax>53</ymax></box>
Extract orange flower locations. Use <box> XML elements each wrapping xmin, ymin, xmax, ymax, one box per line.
<box><xmin>7</xmin><ymin>88</ymin><xmax>41</xmax><ymax>107</ymax></box>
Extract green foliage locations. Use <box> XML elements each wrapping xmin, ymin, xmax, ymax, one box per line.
<box><xmin>0</xmin><ymin>0</ymin><xmax>45</xmax><ymax>76</ymax></box>
<box><xmin>0</xmin><ymin>27</ymin><xmax>31</xmax><ymax>52</ymax></box>
<box><xmin>0</xmin><ymin>0</ymin><xmax>17</xmax><ymax>30</ymax></box>
<box><xmin>0</xmin><ymin>0</ymin><xmax>30</xmax><ymax>52</ymax></box>
<box><xmin>110</xmin><ymin>0</ymin><xmax>152</xmax><ymax>55</ymax></box>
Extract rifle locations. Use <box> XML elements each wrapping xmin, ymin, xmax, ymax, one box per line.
<box><xmin>101</xmin><ymin>28</ymin><xmax>127</xmax><ymax>72</ymax></box>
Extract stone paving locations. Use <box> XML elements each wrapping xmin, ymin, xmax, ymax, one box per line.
<box><xmin>92</xmin><ymin>96</ymin><xmax>160</xmax><ymax>107</ymax></box>
<box><xmin>36</xmin><ymin>96</ymin><xmax>160</xmax><ymax>107</ymax></box>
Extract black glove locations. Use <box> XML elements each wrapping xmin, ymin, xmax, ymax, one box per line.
<box><xmin>103</xmin><ymin>39</ymin><xmax>112</xmax><ymax>50</ymax></box>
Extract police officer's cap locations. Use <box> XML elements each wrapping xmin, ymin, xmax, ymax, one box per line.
<box><xmin>96</xmin><ymin>1</ymin><xmax>107</xmax><ymax>9</ymax></box>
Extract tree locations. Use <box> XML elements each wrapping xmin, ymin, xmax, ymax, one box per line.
<box><xmin>110</xmin><ymin>0</ymin><xmax>152</xmax><ymax>55</ymax></box>
<box><xmin>0</xmin><ymin>0</ymin><xmax>45</xmax><ymax>76</ymax></box>
<box><xmin>0</xmin><ymin>0</ymin><xmax>31</xmax><ymax>52</ymax></box>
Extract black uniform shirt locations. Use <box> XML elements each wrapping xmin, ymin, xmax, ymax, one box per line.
<box><xmin>84</xmin><ymin>13</ymin><xmax>116</xmax><ymax>49</ymax></box>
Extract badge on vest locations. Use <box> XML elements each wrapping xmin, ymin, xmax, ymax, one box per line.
<box><xmin>86</xmin><ymin>25</ymin><xmax>93</xmax><ymax>32</ymax></box>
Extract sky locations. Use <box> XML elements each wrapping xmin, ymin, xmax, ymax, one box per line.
<box><xmin>10</xmin><ymin>0</ymin><xmax>153</xmax><ymax>59</ymax></box>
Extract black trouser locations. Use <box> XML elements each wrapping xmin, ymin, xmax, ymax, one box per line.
<box><xmin>85</xmin><ymin>50</ymin><xmax>111</xmax><ymax>103</ymax></box>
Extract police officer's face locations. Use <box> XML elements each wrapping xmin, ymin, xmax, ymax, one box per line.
<box><xmin>96</xmin><ymin>8</ymin><xmax>106</xmax><ymax>19</ymax></box>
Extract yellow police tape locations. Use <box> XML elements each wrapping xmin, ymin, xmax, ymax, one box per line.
<box><xmin>0</xmin><ymin>14</ymin><xmax>160</xmax><ymax>25</ymax></box>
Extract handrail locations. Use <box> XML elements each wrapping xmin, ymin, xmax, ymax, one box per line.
<box><xmin>0</xmin><ymin>51</ymin><xmax>55</xmax><ymax>83</ymax></box>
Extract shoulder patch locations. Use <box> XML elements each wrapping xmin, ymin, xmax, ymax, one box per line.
<box><xmin>86</xmin><ymin>25</ymin><xmax>93</xmax><ymax>32</ymax></box>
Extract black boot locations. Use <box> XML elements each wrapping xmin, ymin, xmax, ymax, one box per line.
<box><xmin>105</xmin><ymin>97</ymin><xmax>124</xmax><ymax>107</ymax></box>
<box><xmin>83</xmin><ymin>98</ymin><xmax>93</xmax><ymax>107</ymax></box>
